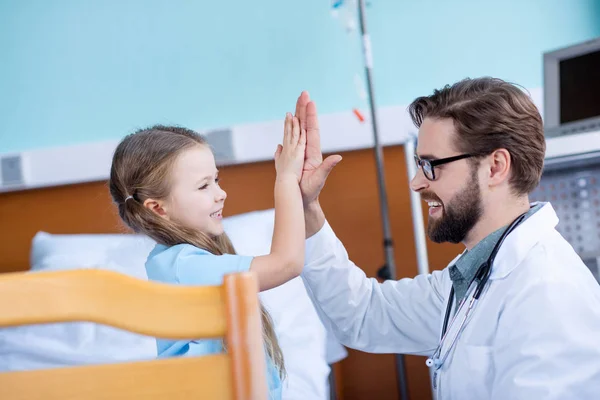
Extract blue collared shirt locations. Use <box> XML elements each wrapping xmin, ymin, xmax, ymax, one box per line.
<box><xmin>449</xmin><ymin>204</ymin><xmax>543</xmax><ymax>304</ymax></box>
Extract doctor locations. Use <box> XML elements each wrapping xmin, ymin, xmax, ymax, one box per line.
<box><xmin>293</xmin><ymin>77</ymin><xmax>600</xmax><ymax>399</ymax></box>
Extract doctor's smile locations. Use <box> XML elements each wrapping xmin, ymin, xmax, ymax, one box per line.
<box><xmin>421</xmin><ymin>193</ymin><xmax>443</xmax><ymax>217</ymax></box>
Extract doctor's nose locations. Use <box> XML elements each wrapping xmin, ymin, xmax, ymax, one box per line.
<box><xmin>410</xmin><ymin>167</ymin><xmax>429</xmax><ymax>193</ymax></box>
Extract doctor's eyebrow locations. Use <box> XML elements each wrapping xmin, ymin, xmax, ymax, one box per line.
<box><xmin>416</xmin><ymin>153</ymin><xmax>439</xmax><ymax>160</ymax></box>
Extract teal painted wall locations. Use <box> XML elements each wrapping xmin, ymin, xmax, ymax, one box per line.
<box><xmin>1</xmin><ymin>0</ymin><xmax>599</xmax><ymax>153</ymax></box>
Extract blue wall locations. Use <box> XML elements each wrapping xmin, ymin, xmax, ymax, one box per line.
<box><xmin>1</xmin><ymin>0</ymin><xmax>599</xmax><ymax>153</ymax></box>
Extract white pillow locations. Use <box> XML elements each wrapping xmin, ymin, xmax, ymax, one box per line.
<box><xmin>223</xmin><ymin>209</ymin><xmax>347</xmax><ymax>364</ymax></box>
<box><xmin>224</xmin><ymin>209</ymin><xmax>347</xmax><ymax>399</ymax></box>
<box><xmin>30</xmin><ymin>231</ymin><xmax>155</xmax><ymax>279</ymax></box>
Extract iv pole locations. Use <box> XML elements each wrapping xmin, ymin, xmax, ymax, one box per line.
<box><xmin>357</xmin><ymin>0</ymin><xmax>410</xmax><ymax>398</ymax></box>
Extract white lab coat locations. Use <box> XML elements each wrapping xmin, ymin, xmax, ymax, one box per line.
<box><xmin>301</xmin><ymin>202</ymin><xmax>600</xmax><ymax>399</ymax></box>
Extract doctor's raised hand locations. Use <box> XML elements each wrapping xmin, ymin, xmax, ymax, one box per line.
<box><xmin>293</xmin><ymin>91</ymin><xmax>342</xmax><ymax>237</ymax></box>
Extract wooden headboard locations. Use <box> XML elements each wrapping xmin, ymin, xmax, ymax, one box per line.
<box><xmin>0</xmin><ymin>145</ymin><xmax>461</xmax><ymax>400</ymax></box>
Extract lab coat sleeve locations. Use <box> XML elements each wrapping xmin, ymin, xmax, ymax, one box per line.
<box><xmin>492</xmin><ymin>261</ymin><xmax>600</xmax><ymax>398</ymax></box>
<box><xmin>301</xmin><ymin>221</ymin><xmax>447</xmax><ymax>356</ymax></box>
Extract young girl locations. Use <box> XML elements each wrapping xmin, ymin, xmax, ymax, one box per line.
<box><xmin>108</xmin><ymin>113</ymin><xmax>306</xmax><ymax>399</ymax></box>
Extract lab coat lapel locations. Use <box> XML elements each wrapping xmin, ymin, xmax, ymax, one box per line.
<box><xmin>489</xmin><ymin>202</ymin><xmax>559</xmax><ymax>280</ymax></box>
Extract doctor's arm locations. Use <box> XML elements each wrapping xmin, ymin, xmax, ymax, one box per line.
<box><xmin>300</xmin><ymin>204</ymin><xmax>447</xmax><ymax>355</ymax></box>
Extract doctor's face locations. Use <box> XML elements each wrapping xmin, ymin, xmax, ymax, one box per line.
<box><xmin>410</xmin><ymin>118</ymin><xmax>483</xmax><ymax>244</ymax></box>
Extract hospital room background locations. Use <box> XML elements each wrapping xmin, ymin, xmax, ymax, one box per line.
<box><xmin>1</xmin><ymin>1</ymin><xmax>600</xmax><ymax>399</ymax></box>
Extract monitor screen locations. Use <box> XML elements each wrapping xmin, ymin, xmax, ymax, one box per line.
<box><xmin>559</xmin><ymin>49</ymin><xmax>600</xmax><ymax>124</ymax></box>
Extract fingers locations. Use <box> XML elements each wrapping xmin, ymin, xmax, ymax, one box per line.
<box><xmin>306</xmin><ymin>101</ymin><xmax>320</xmax><ymax>136</ymax></box>
<box><xmin>316</xmin><ymin>154</ymin><xmax>342</xmax><ymax>181</ymax></box>
<box><xmin>284</xmin><ymin>112</ymin><xmax>292</xmax><ymax>145</ymax></box>
<box><xmin>299</xmin><ymin>128</ymin><xmax>307</xmax><ymax>149</ymax></box>
<box><xmin>274</xmin><ymin>144</ymin><xmax>283</xmax><ymax>160</ymax></box>
<box><xmin>305</xmin><ymin>101</ymin><xmax>322</xmax><ymax>162</ymax></box>
<box><xmin>291</xmin><ymin>116</ymin><xmax>300</xmax><ymax>146</ymax></box>
<box><xmin>295</xmin><ymin>91</ymin><xmax>310</xmax><ymax>131</ymax></box>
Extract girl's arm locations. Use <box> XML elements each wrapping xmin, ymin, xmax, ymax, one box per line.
<box><xmin>250</xmin><ymin>113</ymin><xmax>306</xmax><ymax>291</ymax></box>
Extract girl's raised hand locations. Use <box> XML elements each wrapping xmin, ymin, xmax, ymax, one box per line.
<box><xmin>274</xmin><ymin>112</ymin><xmax>306</xmax><ymax>183</ymax></box>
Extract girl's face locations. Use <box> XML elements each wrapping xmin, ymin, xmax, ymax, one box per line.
<box><xmin>161</xmin><ymin>145</ymin><xmax>227</xmax><ymax>237</ymax></box>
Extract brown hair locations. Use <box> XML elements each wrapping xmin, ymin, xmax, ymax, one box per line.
<box><xmin>109</xmin><ymin>125</ymin><xmax>284</xmax><ymax>376</ymax></box>
<box><xmin>408</xmin><ymin>77</ymin><xmax>545</xmax><ymax>195</ymax></box>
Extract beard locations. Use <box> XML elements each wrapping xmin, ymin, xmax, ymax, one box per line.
<box><xmin>425</xmin><ymin>169</ymin><xmax>483</xmax><ymax>244</ymax></box>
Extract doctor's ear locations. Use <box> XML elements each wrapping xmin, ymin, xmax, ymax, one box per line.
<box><xmin>143</xmin><ymin>198</ymin><xmax>169</xmax><ymax>219</ymax></box>
<box><xmin>486</xmin><ymin>149</ymin><xmax>511</xmax><ymax>187</ymax></box>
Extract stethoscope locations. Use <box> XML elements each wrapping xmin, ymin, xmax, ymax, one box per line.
<box><xmin>425</xmin><ymin>212</ymin><xmax>527</xmax><ymax>372</ymax></box>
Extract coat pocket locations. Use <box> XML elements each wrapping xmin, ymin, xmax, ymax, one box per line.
<box><xmin>450</xmin><ymin>344</ymin><xmax>494</xmax><ymax>399</ymax></box>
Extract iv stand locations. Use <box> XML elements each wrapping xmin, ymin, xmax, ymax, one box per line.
<box><xmin>357</xmin><ymin>0</ymin><xmax>410</xmax><ymax>398</ymax></box>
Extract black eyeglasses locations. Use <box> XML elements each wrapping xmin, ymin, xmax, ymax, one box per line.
<box><xmin>414</xmin><ymin>153</ymin><xmax>475</xmax><ymax>181</ymax></box>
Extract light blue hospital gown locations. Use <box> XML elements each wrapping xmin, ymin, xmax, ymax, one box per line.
<box><xmin>145</xmin><ymin>243</ymin><xmax>282</xmax><ymax>400</ymax></box>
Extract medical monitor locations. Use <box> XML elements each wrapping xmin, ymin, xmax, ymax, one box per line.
<box><xmin>543</xmin><ymin>37</ymin><xmax>600</xmax><ymax>138</ymax></box>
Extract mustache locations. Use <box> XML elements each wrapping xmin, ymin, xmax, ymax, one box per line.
<box><xmin>420</xmin><ymin>191</ymin><xmax>442</xmax><ymax>203</ymax></box>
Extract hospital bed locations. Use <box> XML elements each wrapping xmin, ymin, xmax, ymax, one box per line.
<box><xmin>0</xmin><ymin>208</ymin><xmax>346</xmax><ymax>400</ymax></box>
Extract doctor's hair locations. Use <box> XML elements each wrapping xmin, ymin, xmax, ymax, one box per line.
<box><xmin>408</xmin><ymin>77</ymin><xmax>545</xmax><ymax>196</ymax></box>
<box><xmin>108</xmin><ymin>125</ymin><xmax>285</xmax><ymax>377</ymax></box>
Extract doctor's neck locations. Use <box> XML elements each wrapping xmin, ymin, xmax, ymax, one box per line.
<box><xmin>462</xmin><ymin>194</ymin><xmax>530</xmax><ymax>250</ymax></box>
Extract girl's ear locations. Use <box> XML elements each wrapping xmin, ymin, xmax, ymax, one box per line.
<box><xmin>143</xmin><ymin>198</ymin><xmax>169</xmax><ymax>219</ymax></box>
